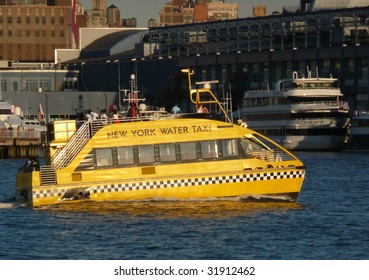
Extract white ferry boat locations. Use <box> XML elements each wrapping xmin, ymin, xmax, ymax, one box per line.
<box><xmin>241</xmin><ymin>72</ymin><xmax>350</xmax><ymax>150</ymax></box>
<box><xmin>15</xmin><ymin>69</ymin><xmax>306</xmax><ymax>207</ymax></box>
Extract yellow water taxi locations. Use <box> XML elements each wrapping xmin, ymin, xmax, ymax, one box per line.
<box><xmin>15</xmin><ymin>70</ymin><xmax>306</xmax><ymax>206</ymax></box>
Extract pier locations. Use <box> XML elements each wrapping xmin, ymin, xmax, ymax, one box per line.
<box><xmin>0</xmin><ymin>128</ymin><xmax>44</xmax><ymax>159</ymax></box>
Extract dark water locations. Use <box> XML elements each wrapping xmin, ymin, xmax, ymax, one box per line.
<box><xmin>1</xmin><ymin>152</ymin><xmax>369</xmax><ymax>260</ymax></box>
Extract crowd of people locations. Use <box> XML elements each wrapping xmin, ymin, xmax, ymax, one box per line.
<box><xmin>81</xmin><ymin>101</ymin><xmax>210</xmax><ymax>124</ymax></box>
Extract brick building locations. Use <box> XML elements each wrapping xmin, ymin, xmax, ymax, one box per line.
<box><xmin>0</xmin><ymin>0</ymin><xmax>84</xmax><ymax>62</ymax></box>
<box><xmin>159</xmin><ymin>0</ymin><xmax>238</xmax><ymax>26</ymax></box>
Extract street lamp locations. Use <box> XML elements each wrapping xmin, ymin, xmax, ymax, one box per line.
<box><xmin>114</xmin><ymin>60</ymin><xmax>121</xmax><ymax>109</ymax></box>
<box><xmin>81</xmin><ymin>62</ymin><xmax>87</xmax><ymax>90</ymax></box>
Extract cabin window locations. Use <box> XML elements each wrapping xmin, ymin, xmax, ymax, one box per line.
<box><xmin>241</xmin><ymin>138</ymin><xmax>262</xmax><ymax>152</ymax></box>
<box><xmin>159</xmin><ymin>143</ymin><xmax>176</xmax><ymax>162</ymax></box>
<box><xmin>95</xmin><ymin>148</ymin><xmax>113</xmax><ymax>167</ymax></box>
<box><xmin>221</xmin><ymin>139</ymin><xmax>239</xmax><ymax>158</ymax></box>
<box><xmin>138</xmin><ymin>145</ymin><xmax>155</xmax><ymax>164</ymax></box>
<box><xmin>179</xmin><ymin>142</ymin><xmax>197</xmax><ymax>161</ymax></box>
<box><xmin>201</xmin><ymin>140</ymin><xmax>218</xmax><ymax>159</ymax></box>
<box><xmin>117</xmin><ymin>147</ymin><xmax>134</xmax><ymax>165</ymax></box>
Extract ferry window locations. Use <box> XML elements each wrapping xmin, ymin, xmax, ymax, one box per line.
<box><xmin>117</xmin><ymin>147</ymin><xmax>134</xmax><ymax>165</ymax></box>
<box><xmin>138</xmin><ymin>145</ymin><xmax>155</xmax><ymax>164</ymax></box>
<box><xmin>95</xmin><ymin>148</ymin><xmax>113</xmax><ymax>167</ymax></box>
<box><xmin>239</xmin><ymin>138</ymin><xmax>263</xmax><ymax>158</ymax></box>
<box><xmin>179</xmin><ymin>142</ymin><xmax>197</xmax><ymax>161</ymax></box>
<box><xmin>222</xmin><ymin>139</ymin><xmax>239</xmax><ymax>158</ymax></box>
<box><xmin>201</xmin><ymin>140</ymin><xmax>218</xmax><ymax>159</ymax></box>
<box><xmin>159</xmin><ymin>143</ymin><xmax>176</xmax><ymax>162</ymax></box>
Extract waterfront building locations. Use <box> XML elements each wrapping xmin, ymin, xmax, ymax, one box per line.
<box><xmin>122</xmin><ymin>18</ymin><xmax>137</xmax><ymax>28</ymax></box>
<box><xmin>159</xmin><ymin>0</ymin><xmax>238</xmax><ymax>26</ymax></box>
<box><xmin>74</xmin><ymin>3</ymin><xmax>369</xmax><ymax>113</ymax></box>
<box><xmin>253</xmin><ymin>5</ymin><xmax>267</xmax><ymax>17</ymax></box>
<box><xmin>207</xmin><ymin>1</ymin><xmax>238</xmax><ymax>21</ymax></box>
<box><xmin>0</xmin><ymin>61</ymin><xmax>117</xmax><ymax>121</ymax></box>
<box><xmin>0</xmin><ymin>1</ymin><xmax>85</xmax><ymax>62</ymax></box>
<box><xmin>92</xmin><ymin>0</ymin><xmax>106</xmax><ymax>11</ymax></box>
<box><xmin>3</xmin><ymin>1</ymin><xmax>369</xmax><ymax>118</ymax></box>
<box><xmin>107</xmin><ymin>4</ymin><xmax>121</xmax><ymax>27</ymax></box>
<box><xmin>86</xmin><ymin>6</ymin><xmax>107</xmax><ymax>28</ymax></box>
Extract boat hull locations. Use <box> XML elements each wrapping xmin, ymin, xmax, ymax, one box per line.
<box><xmin>16</xmin><ymin>168</ymin><xmax>305</xmax><ymax>206</ymax></box>
<box><xmin>241</xmin><ymin>114</ymin><xmax>349</xmax><ymax>151</ymax></box>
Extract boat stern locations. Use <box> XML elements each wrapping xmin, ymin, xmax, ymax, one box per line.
<box><xmin>15</xmin><ymin>169</ymin><xmax>41</xmax><ymax>205</ymax></box>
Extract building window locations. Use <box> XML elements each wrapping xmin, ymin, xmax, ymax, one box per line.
<box><xmin>13</xmin><ymin>81</ymin><xmax>18</xmax><ymax>92</ymax></box>
<box><xmin>0</xmin><ymin>80</ymin><xmax>7</xmax><ymax>92</ymax></box>
<box><xmin>60</xmin><ymin>17</ymin><xmax>64</xmax><ymax>24</ymax></box>
<box><xmin>26</xmin><ymin>17</ymin><xmax>30</xmax><ymax>24</ymax></box>
<box><xmin>40</xmin><ymin>80</ymin><xmax>52</xmax><ymax>91</ymax></box>
<box><xmin>347</xmin><ymin>59</ymin><xmax>355</xmax><ymax>80</ymax></box>
<box><xmin>17</xmin><ymin>17</ymin><xmax>21</xmax><ymax>23</ymax></box>
<box><xmin>64</xmin><ymin>77</ymin><xmax>78</xmax><ymax>90</ymax></box>
<box><xmin>8</xmin><ymin>30</ymin><xmax>12</xmax><ymax>37</ymax></box>
<box><xmin>7</xmin><ymin>17</ymin><xmax>12</xmax><ymax>23</ymax></box>
<box><xmin>25</xmin><ymin>80</ymin><xmax>38</xmax><ymax>92</ymax></box>
<box><xmin>358</xmin><ymin>58</ymin><xmax>369</xmax><ymax>85</ymax></box>
<box><xmin>35</xmin><ymin>17</ymin><xmax>39</xmax><ymax>24</ymax></box>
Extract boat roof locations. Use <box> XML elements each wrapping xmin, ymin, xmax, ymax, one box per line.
<box><xmin>0</xmin><ymin>100</ymin><xmax>12</xmax><ymax>110</ymax></box>
<box><xmin>291</xmin><ymin>77</ymin><xmax>337</xmax><ymax>83</ymax></box>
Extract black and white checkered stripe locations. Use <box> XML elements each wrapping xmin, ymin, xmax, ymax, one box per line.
<box><xmin>33</xmin><ymin>170</ymin><xmax>305</xmax><ymax>199</ymax></box>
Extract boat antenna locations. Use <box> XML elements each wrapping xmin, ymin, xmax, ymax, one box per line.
<box><xmin>181</xmin><ymin>69</ymin><xmax>232</xmax><ymax>123</ymax></box>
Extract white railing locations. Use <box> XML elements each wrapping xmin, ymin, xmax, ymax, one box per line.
<box><xmin>50</xmin><ymin>121</ymin><xmax>91</xmax><ymax>170</ymax></box>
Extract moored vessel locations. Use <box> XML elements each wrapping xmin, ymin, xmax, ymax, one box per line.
<box><xmin>344</xmin><ymin>111</ymin><xmax>369</xmax><ymax>151</ymax></box>
<box><xmin>15</xmin><ymin>69</ymin><xmax>306</xmax><ymax>206</ymax></box>
<box><xmin>241</xmin><ymin>71</ymin><xmax>350</xmax><ymax>150</ymax></box>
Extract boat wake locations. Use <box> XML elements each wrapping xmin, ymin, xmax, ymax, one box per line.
<box><xmin>239</xmin><ymin>194</ymin><xmax>295</xmax><ymax>202</ymax></box>
<box><xmin>0</xmin><ymin>202</ymin><xmax>17</xmax><ymax>209</ymax></box>
<box><xmin>0</xmin><ymin>197</ymin><xmax>25</xmax><ymax>209</ymax></box>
